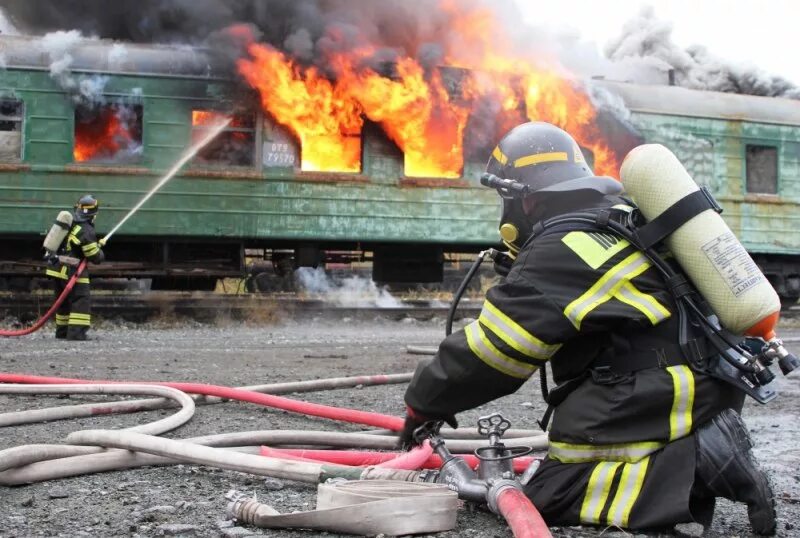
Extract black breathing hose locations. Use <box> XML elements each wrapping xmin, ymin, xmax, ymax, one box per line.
<box><xmin>446</xmin><ymin>251</ymin><xmax>489</xmax><ymax>336</ymax></box>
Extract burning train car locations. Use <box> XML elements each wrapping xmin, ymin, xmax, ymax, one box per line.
<box><xmin>0</xmin><ymin>32</ymin><xmax>799</xmax><ymax>303</ymax></box>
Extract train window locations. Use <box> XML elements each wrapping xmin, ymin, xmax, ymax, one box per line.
<box><xmin>0</xmin><ymin>98</ymin><xmax>23</xmax><ymax>162</ymax></box>
<box><xmin>191</xmin><ymin>110</ymin><xmax>255</xmax><ymax>167</ymax></box>
<box><xmin>745</xmin><ymin>145</ymin><xmax>778</xmax><ymax>194</ymax></box>
<box><xmin>74</xmin><ymin>104</ymin><xmax>143</xmax><ymax>164</ymax></box>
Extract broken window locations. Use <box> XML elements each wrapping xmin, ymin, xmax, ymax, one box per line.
<box><xmin>191</xmin><ymin>110</ymin><xmax>256</xmax><ymax>167</ymax></box>
<box><xmin>74</xmin><ymin>104</ymin><xmax>143</xmax><ymax>163</ymax></box>
<box><xmin>745</xmin><ymin>145</ymin><xmax>778</xmax><ymax>194</ymax></box>
<box><xmin>0</xmin><ymin>98</ymin><xmax>23</xmax><ymax>162</ymax></box>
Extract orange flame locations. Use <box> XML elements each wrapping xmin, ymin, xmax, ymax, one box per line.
<box><xmin>237</xmin><ymin>44</ymin><xmax>362</xmax><ymax>173</ymax></box>
<box><xmin>234</xmin><ymin>1</ymin><xmax>623</xmax><ymax>179</ymax></box>
<box><xmin>74</xmin><ymin>108</ymin><xmax>135</xmax><ymax>162</ymax></box>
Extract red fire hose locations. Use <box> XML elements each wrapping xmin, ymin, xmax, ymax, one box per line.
<box><xmin>259</xmin><ymin>446</ymin><xmax>537</xmax><ymax>473</ymax></box>
<box><xmin>0</xmin><ymin>259</ymin><xmax>87</xmax><ymax>337</ymax></box>
<box><xmin>495</xmin><ymin>487</ymin><xmax>553</xmax><ymax>538</ymax></box>
<box><xmin>0</xmin><ymin>372</ymin><xmax>405</xmax><ymax>431</ymax></box>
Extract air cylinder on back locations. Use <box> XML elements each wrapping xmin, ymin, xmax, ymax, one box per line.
<box><xmin>620</xmin><ymin>144</ymin><xmax>781</xmax><ymax>339</ymax></box>
<box><xmin>43</xmin><ymin>211</ymin><xmax>73</xmax><ymax>256</ymax></box>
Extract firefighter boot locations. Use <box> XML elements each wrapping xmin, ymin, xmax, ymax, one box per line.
<box><xmin>66</xmin><ymin>326</ymin><xmax>89</xmax><ymax>341</ymax></box>
<box><xmin>55</xmin><ymin>326</ymin><xmax>68</xmax><ymax>339</ymax></box>
<box><xmin>695</xmin><ymin>409</ymin><xmax>776</xmax><ymax>535</ymax></box>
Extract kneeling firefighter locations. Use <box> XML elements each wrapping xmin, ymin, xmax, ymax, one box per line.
<box><xmin>400</xmin><ymin>122</ymin><xmax>785</xmax><ymax>534</ymax></box>
<box><xmin>44</xmin><ymin>195</ymin><xmax>105</xmax><ymax>341</ymax></box>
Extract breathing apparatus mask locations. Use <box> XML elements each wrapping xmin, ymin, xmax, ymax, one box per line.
<box><xmin>73</xmin><ymin>194</ymin><xmax>99</xmax><ymax>224</ymax></box>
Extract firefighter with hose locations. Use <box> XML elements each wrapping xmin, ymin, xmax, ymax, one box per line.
<box><xmin>44</xmin><ymin>194</ymin><xmax>105</xmax><ymax>341</ymax></box>
<box><xmin>400</xmin><ymin>122</ymin><xmax>782</xmax><ymax>534</ymax></box>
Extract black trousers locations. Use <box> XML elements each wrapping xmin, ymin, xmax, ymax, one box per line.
<box><xmin>53</xmin><ymin>278</ymin><xmax>91</xmax><ymax>339</ymax></box>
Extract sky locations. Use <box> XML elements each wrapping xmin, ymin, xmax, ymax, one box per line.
<box><xmin>513</xmin><ymin>0</ymin><xmax>800</xmax><ymax>85</ymax></box>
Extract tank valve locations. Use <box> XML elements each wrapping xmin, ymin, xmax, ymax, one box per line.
<box><xmin>763</xmin><ymin>338</ymin><xmax>800</xmax><ymax>376</ymax></box>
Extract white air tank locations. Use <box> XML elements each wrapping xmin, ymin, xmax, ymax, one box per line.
<box><xmin>620</xmin><ymin>144</ymin><xmax>781</xmax><ymax>339</ymax></box>
<box><xmin>43</xmin><ymin>211</ymin><xmax>73</xmax><ymax>255</ymax></box>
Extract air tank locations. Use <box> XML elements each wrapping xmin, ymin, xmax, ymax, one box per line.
<box><xmin>620</xmin><ymin>144</ymin><xmax>781</xmax><ymax>339</ymax></box>
<box><xmin>43</xmin><ymin>211</ymin><xmax>73</xmax><ymax>256</ymax></box>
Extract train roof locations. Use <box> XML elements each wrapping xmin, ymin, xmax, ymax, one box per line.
<box><xmin>3</xmin><ymin>34</ymin><xmax>800</xmax><ymax>126</ymax></box>
<box><xmin>596</xmin><ymin>79</ymin><xmax>800</xmax><ymax>127</ymax></box>
<box><xmin>0</xmin><ymin>34</ymin><xmax>229</xmax><ymax>78</ymax></box>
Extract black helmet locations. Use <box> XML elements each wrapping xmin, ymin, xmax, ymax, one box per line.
<box><xmin>486</xmin><ymin>122</ymin><xmax>621</xmax><ymax>254</ymax></box>
<box><xmin>74</xmin><ymin>194</ymin><xmax>99</xmax><ymax>222</ymax></box>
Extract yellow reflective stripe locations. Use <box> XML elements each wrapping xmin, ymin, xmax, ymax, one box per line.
<box><xmin>563</xmin><ymin>251</ymin><xmax>652</xmax><ymax>330</ymax></box>
<box><xmin>492</xmin><ymin>146</ymin><xmax>508</xmax><ymax>165</ymax></box>
<box><xmin>69</xmin><ymin>313</ymin><xmax>91</xmax><ymax>320</ymax></box>
<box><xmin>614</xmin><ymin>281</ymin><xmax>671</xmax><ymax>325</ymax></box>
<box><xmin>606</xmin><ymin>457</ymin><xmax>650</xmax><ymax>527</ymax></box>
<box><xmin>561</xmin><ymin>231</ymin><xmax>631</xmax><ymax>270</ymax></box>
<box><xmin>514</xmin><ymin>151</ymin><xmax>568</xmax><ymax>168</ymax></box>
<box><xmin>479</xmin><ymin>301</ymin><xmax>561</xmax><ymax>361</ymax></box>
<box><xmin>55</xmin><ymin>314</ymin><xmax>69</xmax><ymax>326</ymax></box>
<box><xmin>82</xmin><ymin>242</ymin><xmax>100</xmax><ymax>255</ymax></box>
<box><xmin>77</xmin><ymin>277</ymin><xmax>90</xmax><ymax>284</ymax></box>
<box><xmin>549</xmin><ymin>440</ymin><xmax>664</xmax><ymax>463</ymax></box>
<box><xmin>464</xmin><ymin>321</ymin><xmax>537</xmax><ymax>380</ymax></box>
<box><xmin>667</xmin><ymin>365</ymin><xmax>695</xmax><ymax>441</ymax></box>
<box><xmin>580</xmin><ymin>461</ymin><xmax>622</xmax><ymax>524</ymax></box>
<box><xmin>68</xmin><ymin>314</ymin><xmax>91</xmax><ymax>326</ymax></box>
<box><xmin>46</xmin><ymin>268</ymin><xmax>69</xmax><ymax>280</ymax></box>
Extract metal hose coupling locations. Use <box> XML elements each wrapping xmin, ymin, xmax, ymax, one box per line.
<box><xmin>225</xmin><ymin>490</ymin><xmax>279</xmax><ymax>525</ymax></box>
<box><xmin>486</xmin><ymin>478</ymin><xmax>521</xmax><ymax>515</ymax></box>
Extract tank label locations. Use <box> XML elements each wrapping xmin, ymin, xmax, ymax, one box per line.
<box><xmin>701</xmin><ymin>232</ymin><xmax>763</xmax><ymax>297</ymax></box>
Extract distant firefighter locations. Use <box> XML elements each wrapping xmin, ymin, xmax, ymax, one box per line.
<box><xmin>44</xmin><ymin>194</ymin><xmax>105</xmax><ymax>341</ymax></box>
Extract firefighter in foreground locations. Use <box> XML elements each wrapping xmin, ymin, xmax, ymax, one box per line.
<box><xmin>45</xmin><ymin>195</ymin><xmax>105</xmax><ymax>340</ymax></box>
<box><xmin>400</xmin><ymin>122</ymin><xmax>776</xmax><ymax>534</ymax></box>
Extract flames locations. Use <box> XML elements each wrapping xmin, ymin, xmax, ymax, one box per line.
<box><xmin>74</xmin><ymin>107</ymin><xmax>137</xmax><ymax>163</ymax></box>
<box><xmin>235</xmin><ymin>2</ymin><xmax>622</xmax><ymax>178</ymax></box>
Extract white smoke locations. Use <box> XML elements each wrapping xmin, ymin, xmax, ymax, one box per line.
<box><xmin>0</xmin><ymin>9</ymin><xmax>18</xmax><ymax>35</ymax></box>
<box><xmin>295</xmin><ymin>267</ymin><xmax>401</xmax><ymax>308</ymax></box>
<box><xmin>40</xmin><ymin>30</ymin><xmax>115</xmax><ymax>106</ymax></box>
<box><xmin>603</xmin><ymin>6</ymin><xmax>800</xmax><ymax>99</ymax></box>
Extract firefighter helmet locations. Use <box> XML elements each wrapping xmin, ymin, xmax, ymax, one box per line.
<box><xmin>486</xmin><ymin>122</ymin><xmax>621</xmax><ymax>254</ymax></box>
<box><xmin>73</xmin><ymin>194</ymin><xmax>99</xmax><ymax>222</ymax></box>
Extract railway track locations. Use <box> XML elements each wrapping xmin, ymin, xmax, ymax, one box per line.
<box><xmin>0</xmin><ymin>292</ymin><xmax>483</xmax><ymax>323</ymax></box>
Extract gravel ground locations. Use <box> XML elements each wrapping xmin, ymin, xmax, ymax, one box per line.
<box><xmin>0</xmin><ymin>316</ymin><xmax>798</xmax><ymax>538</ymax></box>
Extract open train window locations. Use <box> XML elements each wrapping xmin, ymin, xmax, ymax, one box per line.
<box><xmin>0</xmin><ymin>98</ymin><xmax>23</xmax><ymax>162</ymax></box>
<box><xmin>191</xmin><ymin>110</ymin><xmax>256</xmax><ymax>167</ymax></box>
<box><xmin>74</xmin><ymin>104</ymin><xmax>143</xmax><ymax>164</ymax></box>
<box><xmin>745</xmin><ymin>144</ymin><xmax>778</xmax><ymax>194</ymax></box>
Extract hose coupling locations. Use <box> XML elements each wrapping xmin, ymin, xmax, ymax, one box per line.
<box><xmin>486</xmin><ymin>478</ymin><xmax>521</xmax><ymax>515</ymax></box>
<box><xmin>225</xmin><ymin>490</ymin><xmax>278</xmax><ymax>525</ymax></box>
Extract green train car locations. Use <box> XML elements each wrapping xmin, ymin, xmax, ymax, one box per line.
<box><xmin>1</xmin><ymin>35</ymin><xmax>799</xmax><ymax>302</ymax></box>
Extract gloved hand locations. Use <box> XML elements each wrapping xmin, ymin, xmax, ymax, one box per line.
<box><xmin>396</xmin><ymin>406</ymin><xmax>458</xmax><ymax>450</ymax></box>
<box><xmin>98</xmin><ymin>237</ymin><xmax>107</xmax><ymax>247</ymax></box>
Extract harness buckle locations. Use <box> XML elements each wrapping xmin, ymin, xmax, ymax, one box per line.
<box><xmin>590</xmin><ymin>366</ymin><xmax>617</xmax><ymax>384</ymax></box>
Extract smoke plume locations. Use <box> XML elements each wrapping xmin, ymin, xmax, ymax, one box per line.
<box><xmin>604</xmin><ymin>6</ymin><xmax>800</xmax><ymax>99</ymax></box>
<box><xmin>295</xmin><ymin>267</ymin><xmax>401</xmax><ymax>308</ymax></box>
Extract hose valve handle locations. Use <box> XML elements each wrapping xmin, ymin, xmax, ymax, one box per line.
<box><xmin>477</xmin><ymin>413</ymin><xmax>511</xmax><ymax>445</ymax></box>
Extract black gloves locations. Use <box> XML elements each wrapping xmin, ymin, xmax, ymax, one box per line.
<box><xmin>396</xmin><ymin>406</ymin><xmax>458</xmax><ymax>450</ymax></box>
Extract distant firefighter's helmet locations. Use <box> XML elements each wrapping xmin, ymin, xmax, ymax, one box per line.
<box><xmin>73</xmin><ymin>194</ymin><xmax>99</xmax><ymax>222</ymax></box>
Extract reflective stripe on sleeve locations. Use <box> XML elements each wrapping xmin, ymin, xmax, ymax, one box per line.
<box><xmin>464</xmin><ymin>321</ymin><xmax>538</xmax><ymax>380</ymax></box>
<box><xmin>563</xmin><ymin>251</ymin><xmax>656</xmax><ymax>330</ymax></box>
<box><xmin>615</xmin><ymin>281</ymin><xmax>671</xmax><ymax>325</ymax></box>
<box><xmin>478</xmin><ymin>301</ymin><xmax>561</xmax><ymax>361</ymax></box>
<box><xmin>606</xmin><ymin>456</ymin><xmax>650</xmax><ymax>527</ymax></box>
<box><xmin>580</xmin><ymin>461</ymin><xmax>622</xmax><ymax>524</ymax></box>
<box><xmin>82</xmin><ymin>242</ymin><xmax>100</xmax><ymax>256</ymax></box>
<box><xmin>548</xmin><ymin>440</ymin><xmax>664</xmax><ymax>464</ymax></box>
<box><xmin>667</xmin><ymin>365</ymin><xmax>695</xmax><ymax>441</ymax></box>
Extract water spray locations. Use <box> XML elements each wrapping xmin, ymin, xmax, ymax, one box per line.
<box><xmin>101</xmin><ymin>117</ymin><xmax>231</xmax><ymax>245</ymax></box>
<box><xmin>1</xmin><ymin>117</ymin><xmax>230</xmax><ymax>337</ymax></box>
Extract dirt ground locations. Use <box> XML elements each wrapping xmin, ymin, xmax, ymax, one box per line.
<box><xmin>0</xmin><ymin>316</ymin><xmax>798</xmax><ymax>538</ymax></box>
